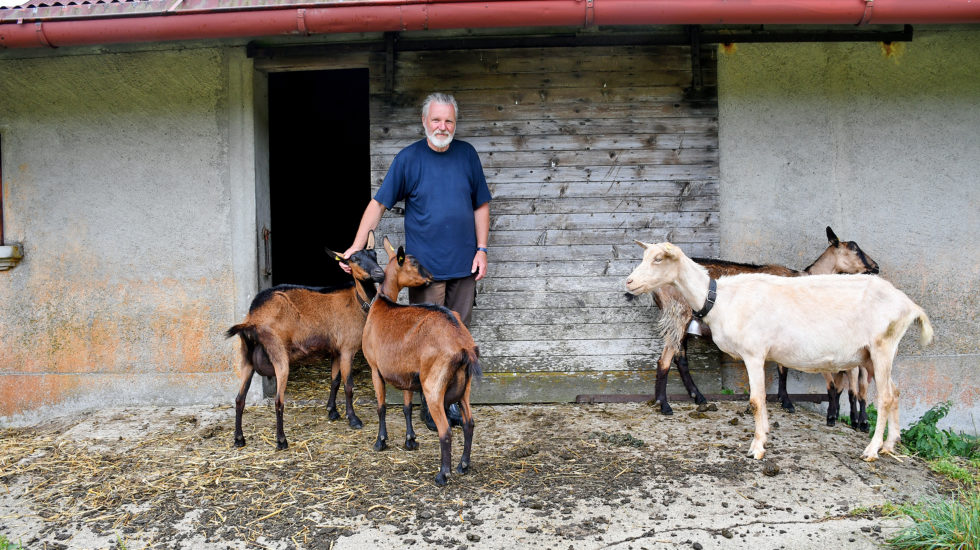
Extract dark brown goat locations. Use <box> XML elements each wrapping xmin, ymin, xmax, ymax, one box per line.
<box><xmin>227</xmin><ymin>231</ymin><xmax>385</xmax><ymax>450</ymax></box>
<box><xmin>362</xmin><ymin>237</ymin><xmax>482</xmax><ymax>486</ymax></box>
<box><xmin>647</xmin><ymin>227</ymin><xmax>879</xmax><ymax>419</ymax></box>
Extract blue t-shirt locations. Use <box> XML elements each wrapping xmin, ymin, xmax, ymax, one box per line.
<box><xmin>374</xmin><ymin>139</ymin><xmax>492</xmax><ymax>280</ymax></box>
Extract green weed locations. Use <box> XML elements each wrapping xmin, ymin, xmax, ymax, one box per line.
<box><xmin>888</xmin><ymin>491</ymin><xmax>980</xmax><ymax>549</ymax></box>
<box><xmin>929</xmin><ymin>457</ymin><xmax>979</xmax><ymax>486</ymax></box>
<box><xmin>0</xmin><ymin>535</ymin><xmax>25</xmax><ymax>550</ymax></box>
<box><xmin>720</xmin><ymin>387</ymin><xmax>735</xmax><ymax>395</ymax></box>
<box><xmin>900</xmin><ymin>402</ymin><xmax>979</xmax><ymax>460</ymax></box>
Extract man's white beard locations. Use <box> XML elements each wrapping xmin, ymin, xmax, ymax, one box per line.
<box><xmin>425</xmin><ymin>127</ymin><xmax>454</xmax><ymax>149</ymax></box>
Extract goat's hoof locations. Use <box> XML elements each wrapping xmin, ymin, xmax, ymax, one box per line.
<box><xmin>456</xmin><ymin>461</ymin><xmax>470</xmax><ymax>475</ymax></box>
<box><xmin>859</xmin><ymin>423</ymin><xmax>870</xmax><ymax>433</ymax></box>
<box><xmin>327</xmin><ymin>409</ymin><xmax>341</xmax><ymax>421</ymax></box>
<box><xmin>349</xmin><ymin>417</ymin><xmax>363</xmax><ymax>430</ymax></box>
<box><xmin>694</xmin><ymin>394</ymin><xmax>707</xmax><ymax>405</ymax></box>
<box><xmin>277</xmin><ymin>440</ymin><xmax>288</xmax><ymax>451</ymax></box>
<box><xmin>404</xmin><ymin>439</ymin><xmax>419</xmax><ymax>451</ymax></box>
<box><xmin>781</xmin><ymin>401</ymin><xmax>796</xmax><ymax>413</ymax></box>
<box><xmin>434</xmin><ymin>472</ymin><xmax>448</xmax><ymax>486</ymax></box>
<box><xmin>234</xmin><ymin>436</ymin><xmax>246</xmax><ymax>448</ymax></box>
<box><xmin>862</xmin><ymin>454</ymin><xmax>879</xmax><ymax>462</ymax></box>
<box><xmin>826</xmin><ymin>418</ymin><xmax>836</xmax><ymax>427</ymax></box>
<box><xmin>660</xmin><ymin>404</ymin><xmax>674</xmax><ymax>416</ymax></box>
<box><xmin>373</xmin><ymin>439</ymin><xmax>387</xmax><ymax>452</ymax></box>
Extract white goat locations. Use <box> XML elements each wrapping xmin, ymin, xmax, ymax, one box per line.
<box><xmin>625</xmin><ymin>241</ymin><xmax>933</xmax><ymax>461</ymax></box>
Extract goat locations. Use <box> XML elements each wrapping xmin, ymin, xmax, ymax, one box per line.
<box><xmin>227</xmin><ymin>231</ymin><xmax>385</xmax><ymax>450</ymax></box>
<box><xmin>362</xmin><ymin>237</ymin><xmax>482</xmax><ymax>486</ymax></box>
<box><xmin>645</xmin><ymin>227</ymin><xmax>879</xmax><ymax>418</ymax></box>
<box><xmin>625</xmin><ymin>241</ymin><xmax>932</xmax><ymax>461</ymax></box>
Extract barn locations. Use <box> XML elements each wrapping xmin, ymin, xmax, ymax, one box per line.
<box><xmin>0</xmin><ymin>1</ymin><xmax>977</xmax><ymax>431</ymax></box>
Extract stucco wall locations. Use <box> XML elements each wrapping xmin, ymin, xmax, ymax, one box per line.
<box><xmin>0</xmin><ymin>46</ymin><xmax>259</xmax><ymax>421</ymax></box>
<box><xmin>717</xmin><ymin>27</ymin><xmax>980</xmax><ymax>432</ymax></box>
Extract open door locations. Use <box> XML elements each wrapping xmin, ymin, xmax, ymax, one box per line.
<box><xmin>267</xmin><ymin>69</ymin><xmax>370</xmax><ymax>287</ymax></box>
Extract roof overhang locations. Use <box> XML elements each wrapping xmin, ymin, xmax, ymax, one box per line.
<box><xmin>1</xmin><ymin>0</ymin><xmax>978</xmax><ymax>50</ymax></box>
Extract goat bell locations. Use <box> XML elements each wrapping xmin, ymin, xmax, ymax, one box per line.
<box><xmin>686</xmin><ymin>318</ymin><xmax>708</xmax><ymax>338</ymax></box>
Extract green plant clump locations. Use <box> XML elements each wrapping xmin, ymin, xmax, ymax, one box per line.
<box><xmin>0</xmin><ymin>535</ymin><xmax>25</xmax><ymax>550</ymax></box>
<box><xmin>888</xmin><ymin>491</ymin><xmax>980</xmax><ymax>549</ymax></box>
<box><xmin>901</xmin><ymin>401</ymin><xmax>979</xmax><ymax>460</ymax></box>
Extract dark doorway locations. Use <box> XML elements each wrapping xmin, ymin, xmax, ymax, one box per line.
<box><xmin>268</xmin><ymin>69</ymin><xmax>370</xmax><ymax>287</ymax></box>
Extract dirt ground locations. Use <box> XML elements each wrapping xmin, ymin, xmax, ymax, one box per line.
<box><xmin>0</xmin><ymin>366</ymin><xmax>946</xmax><ymax>550</ymax></box>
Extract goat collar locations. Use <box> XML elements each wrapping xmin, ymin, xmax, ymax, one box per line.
<box><xmin>354</xmin><ymin>280</ymin><xmax>379</xmax><ymax>315</ymax></box>
<box><xmin>692</xmin><ymin>278</ymin><xmax>717</xmax><ymax>319</ymax></box>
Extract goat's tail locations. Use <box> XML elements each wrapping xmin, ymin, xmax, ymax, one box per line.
<box><xmin>453</xmin><ymin>347</ymin><xmax>483</xmax><ymax>382</ymax></box>
<box><xmin>915</xmin><ymin>307</ymin><xmax>934</xmax><ymax>347</ymax></box>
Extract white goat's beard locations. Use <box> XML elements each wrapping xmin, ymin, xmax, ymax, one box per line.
<box><xmin>425</xmin><ymin>127</ymin><xmax>454</xmax><ymax>148</ymax></box>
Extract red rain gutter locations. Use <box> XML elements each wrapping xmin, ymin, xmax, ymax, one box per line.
<box><xmin>2</xmin><ymin>0</ymin><xmax>979</xmax><ymax>49</ymax></box>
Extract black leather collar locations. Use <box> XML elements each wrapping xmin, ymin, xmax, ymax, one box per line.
<box><xmin>693</xmin><ymin>278</ymin><xmax>717</xmax><ymax>319</ymax></box>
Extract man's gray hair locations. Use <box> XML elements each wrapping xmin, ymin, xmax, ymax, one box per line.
<box><xmin>421</xmin><ymin>93</ymin><xmax>458</xmax><ymax>119</ymax></box>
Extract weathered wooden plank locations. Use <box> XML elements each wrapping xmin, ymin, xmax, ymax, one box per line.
<box><xmin>482</xmin><ymin>259</ymin><xmax>658</xmax><ymax>278</ymax></box>
<box><xmin>480</xmin><ymin>355</ymin><xmax>659</xmax><ymax>373</ymax></box>
<box><xmin>486</xmin><ymin>181</ymin><xmax>719</xmax><ymax>200</ymax></box>
<box><xmin>370</xmin><ymin>101</ymin><xmax>717</xmax><ymax>123</ymax></box>
<box><xmin>480</xmin><ymin>337</ymin><xmax>658</xmax><ymax>358</ymax></box>
<box><xmin>476</xmin><ymin>276</ymin><xmax>637</xmax><ymax>294</ymax></box>
<box><xmin>470</xmin><ymin>321</ymin><xmax>658</xmax><ymax>341</ymax></box>
<box><xmin>373</xmin><ymin>165</ymin><xmax>718</xmax><ymax>185</ymax></box>
<box><xmin>486</xmin><ymin>228</ymin><xmax>718</xmax><ymax>247</ymax></box>
<box><xmin>471</xmin><ymin>307</ymin><xmax>659</xmax><ymax>326</ymax></box>
<box><xmin>489</xmin><ymin>211</ymin><xmax>716</xmax><ymax>232</ymax></box>
<box><xmin>371</xmin><ymin>133</ymin><xmax>719</xmax><ymax>155</ymax></box>
<box><xmin>383</xmin><ymin>46</ymin><xmax>696</xmax><ymax>74</ymax></box>
<box><xmin>371</xmin><ymin>118</ymin><xmax>718</xmax><ymax>139</ymax></box>
<box><xmin>475</xmin><ymin>290</ymin><xmax>657</xmax><ymax>310</ymax></box>
<box><xmin>489</xmin><ymin>196</ymin><xmax>717</xmax><ymax>215</ymax></box>
<box><xmin>370</xmin><ymin>148</ymin><xmax>717</xmax><ymax>171</ymax></box>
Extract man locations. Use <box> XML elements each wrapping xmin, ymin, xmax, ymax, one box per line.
<box><xmin>341</xmin><ymin>92</ymin><xmax>491</xmax><ymax>430</ymax></box>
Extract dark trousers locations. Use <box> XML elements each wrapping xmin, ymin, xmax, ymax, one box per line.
<box><xmin>408</xmin><ymin>273</ymin><xmax>477</xmax><ymax>327</ymax></box>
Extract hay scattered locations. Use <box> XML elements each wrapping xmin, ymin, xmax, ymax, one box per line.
<box><xmin>0</xmin><ymin>361</ymin><xmax>662</xmax><ymax>549</ymax></box>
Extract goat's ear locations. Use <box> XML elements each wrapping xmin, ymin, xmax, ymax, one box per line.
<box><xmin>634</xmin><ymin>239</ymin><xmax>650</xmax><ymax>249</ymax></box>
<box><xmin>383</xmin><ymin>236</ymin><xmax>396</xmax><ymax>258</ymax></box>
<box><xmin>325</xmin><ymin>247</ymin><xmax>347</xmax><ymax>264</ymax></box>
<box><xmin>661</xmin><ymin>242</ymin><xmax>677</xmax><ymax>258</ymax></box>
<box><xmin>397</xmin><ymin>246</ymin><xmax>406</xmax><ymax>266</ymax></box>
<box><xmin>826</xmin><ymin>226</ymin><xmax>840</xmax><ymax>246</ymax></box>
<box><xmin>366</xmin><ymin>230</ymin><xmax>376</xmax><ymax>250</ymax></box>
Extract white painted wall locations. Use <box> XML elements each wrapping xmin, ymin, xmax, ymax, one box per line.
<box><xmin>0</xmin><ymin>45</ymin><xmax>265</xmax><ymax>421</ymax></box>
<box><xmin>718</xmin><ymin>27</ymin><xmax>980</xmax><ymax>432</ymax></box>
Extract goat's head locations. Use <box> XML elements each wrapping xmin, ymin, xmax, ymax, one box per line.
<box><xmin>327</xmin><ymin>231</ymin><xmax>386</xmax><ymax>283</ymax></box>
<box><xmin>822</xmin><ymin>226</ymin><xmax>880</xmax><ymax>275</ymax></box>
<box><xmin>625</xmin><ymin>240</ymin><xmax>683</xmax><ymax>295</ymax></box>
<box><xmin>382</xmin><ymin>236</ymin><xmax>434</xmax><ymax>292</ymax></box>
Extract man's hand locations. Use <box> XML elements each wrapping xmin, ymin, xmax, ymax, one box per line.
<box><xmin>472</xmin><ymin>250</ymin><xmax>488</xmax><ymax>281</ymax></box>
<box><xmin>338</xmin><ymin>246</ymin><xmax>360</xmax><ymax>274</ymax></box>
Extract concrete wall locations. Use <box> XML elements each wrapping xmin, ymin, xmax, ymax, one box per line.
<box><xmin>0</xmin><ymin>45</ymin><xmax>262</xmax><ymax>421</ymax></box>
<box><xmin>717</xmin><ymin>27</ymin><xmax>980</xmax><ymax>432</ymax></box>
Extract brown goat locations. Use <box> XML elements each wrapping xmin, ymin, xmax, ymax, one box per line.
<box><xmin>227</xmin><ymin>231</ymin><xmax>385</xmax><ymax>450</ymax></box>
<box><xmin>362</xmin><ymin>237</ymin><xmax>482</xmax><ymax>486</ymax></box>
<box><xmin>646</xmin><ymin>227</ymin><xmax>879</xmax><ymax>418</ymax></box>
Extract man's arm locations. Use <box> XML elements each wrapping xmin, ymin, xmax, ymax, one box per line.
<box><xmin>339</xmin><ymin>199</ymin><xmax>387</xmax><ymax>273</ymax></box>
<box><xmin>471</xmin><ymin>202</ymin><xmax>490</xmax><ymax>281</ymax></box>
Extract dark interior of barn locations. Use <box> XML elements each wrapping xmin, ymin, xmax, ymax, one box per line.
<box><xmin>268</xmin><ymin>68</ymin><xmax>370</xmax><ymax>287</ymax></box>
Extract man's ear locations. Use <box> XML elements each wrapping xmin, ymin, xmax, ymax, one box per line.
<box><xmin>397</xmin><ymin>246</ymin><xmax>406</xmax><ymax>266</ymax></box>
